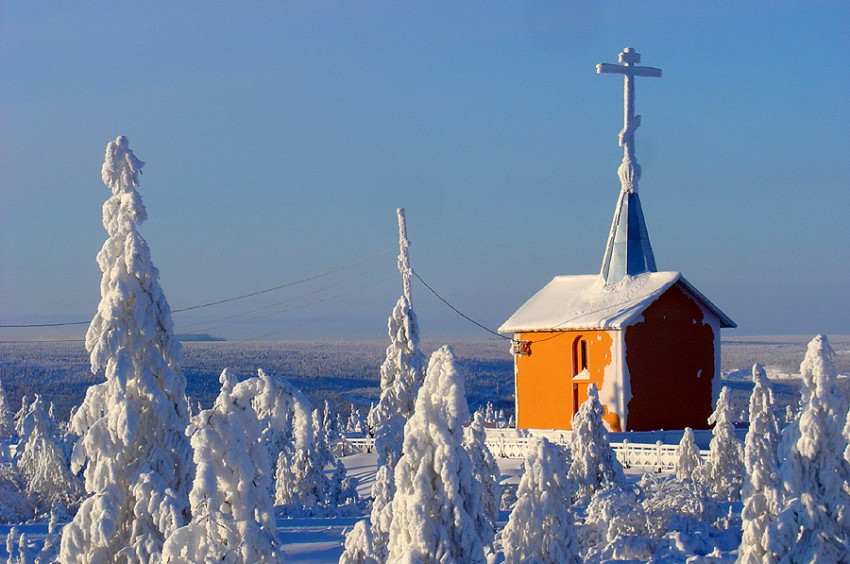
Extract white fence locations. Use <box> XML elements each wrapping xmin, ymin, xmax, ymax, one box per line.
<box><xmin>341</xmin><ymin>430</ymin><xmax>707</xmax><ymax>473</ymax></box>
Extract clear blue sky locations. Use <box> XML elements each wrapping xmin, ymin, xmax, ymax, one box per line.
<box><xmin>2</xmin><ymin>2</ymin><xmax>848</xmax><ymax>342</ymax></box>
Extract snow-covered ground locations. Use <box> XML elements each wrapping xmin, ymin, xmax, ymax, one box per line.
<box><xmin>0</xmin><ymin>451</ymin><xmax>732</xmax><ymax>561</ymax></box>
<box><xmin>1</xmin><ymin>335</ymin><xmax>848</xmax><ymax>561</ymax></box>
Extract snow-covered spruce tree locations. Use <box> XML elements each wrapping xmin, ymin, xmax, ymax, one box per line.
<box><xmin>368</xmin><ymin>209</ymin><xmax>426</xmax><ymax>470</ymax></box>
<box><xmin>697</xmin><ymin>386</ymin><xmax>743</xmax><ymax>501</ymax></box>
<box><xmin>463</xmin><ymin>410</ymin><xmax>500</xmax><ymax>550</ymax></box>
<box><xmin>0</xmin><ymin>463</ymin><xmax>33</xmax><ymax>524</ymax></box>
<box><xmin>162</xmin><ymin>369</ymin><xmax>284</xmax><ymax>562</ymax></box>
<box><xmin>568</xmin><ymin>384</ymin><xmax>625</xmax><ymax>502</ymax></box>
<box><xmin>340</xmin><ymin>463</ymin><xmax>395</xmax><ymax>564</ymax></box>
<box><xmin>367</xmin><ymin>295</ymin><xmax>426</xmax><ymax>469</ymax></box>
<box><xmin>583</xmin><ymin>484</ymin><xmax>653</xmax><ymax>562</ymax></box>
<box><xmin>738</xmin><ymin>363</ymin><xmax>782</xmax><ymax>563</ymax></box>
<box><xmin>0</xmin><ymin>380</ymin><xmax>14</xmax><ymax>438</ymax></box>
<box><xmin>272</xmin><ymin>381</ymin><xmax>328</xmax><ymax>511</ymax></box>
<box><xmin>340</xmin><ymin>520</ymin><xmax>378</xmax><ymax>564</ymax></box>
<box><xmin>766</xmin><ymin>335</ymin><xmax>850</xmax><ymax>562</ymax></box>
<box><xmin>502</xmin><ymin>437</ymin><xmax>580</xmax><ymax>564</ymax></box>
<box><xmin>60</xmin><ymin>136</ymin><xmax>192</xmax><ymax>563</ymax></box>
<box><xmin>675</xmin><ymin>427</ymin><xmax>702</xmax><ymax>482</ymax></box>
<box><xmin>318</xmin><ymin>400</ymin><xmax>343</xmax><ymax>457</ymax></box>
<box><xmin>15</xmin><ymin>395</ymin><xmax>83</xmax><ymax>512</ymax></box>
<box><xmin>345</xmin><ymin>404</ymin><xmax>367</xmax><ymax>435</ymax></box>
<box><xmin>845</xmin><ymin>405</ymin><xmax>850</xmax><ymax>474</ymax></box>
<box><xmin>387</xmin><ymin>345</ymin><xmax>485</xmax><ymax>563</ymax></box>
<box><xmin>14</xmin><ymin>396</ymin><xmax>29</xmax><ymax>438</ymax></box>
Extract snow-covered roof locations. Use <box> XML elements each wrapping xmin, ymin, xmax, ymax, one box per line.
<box><xmin>499</xmin><ymin>271</ymin><xmax>736</xmax><ymax>334</ymax></box>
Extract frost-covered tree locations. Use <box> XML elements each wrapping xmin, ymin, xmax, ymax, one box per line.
<box><xmin>367</xmin><ymin>208</ymin><xmax>426</xmax><ymax>470</ymax></box>
<box><xmin>697</xmin><ymin>386</ymin><xmax>744</xmax><ymax>501</ymax></box>
<box><xmin>387</xmin><ymin>345</ymin><xmax>485</xmax><ymax>563</ymax></box>
<box><xmin>273</xmin><ymin>385</ymin><xmax>325</xmax><ymax>509</ymax></box>
<box><xmin>583</xmin><ymin>484</ymin><xmax>652</xmax><ymax>562</ymax></box>
<box><xmin>568</xmin><ymin>384</ymin><xmax>625</xmax><ymax>501</ymax></box>
<box><xmin>502</xmin><ymin>438</ymin><xmax>580</xmax><ymax>564</ymax></box>
<box><xmin>367</xmin><ymin>295</ymin><xmax>426</xmax><ymax>469</ymax></box>
<box><xmin>639</xmin><ymin>473</ymin><xmax>719</xmax><ymax>542</ymax></box>
<box><xmin>738</xmin><ymin>363</ymin><xmax>782</xmax><ymax>563</ymax></box>
<box><xmin>60</xmin><ymin>136</ymin><xmax>192</xmax><ymax>563</ymax></box>
<box><xmin>341</xmin><ymin>464</ymin><xmax>395</xmax><ymax>564</ymax></box>
<box><xmin>766</xmin><ymin>335</ymin><xmax>850</xmax><ymax>562</ymax></box>
<box><xmin>845</xmin><ymin>406</ymin><xmax>850</xmax><ymax>471</ymax></box>
<box><xmin>0</xmin><ymin>464</ymin><xmax>33</xmax><ymax>524</ymax></box>
<box><xmin>162</xmin><ymin>369</ymin><xmax>284</xmax><ymax>562</ymax></box>
<box><xmin>36</xmin><ymin>504</ymin><xmax>65</xmax><ymax>564</ymax></box>
<box><xmin>0</xmin><ymin>380</ymin><xmax>14</xmax><ymax>438</ymax></box>
<box><xmin>463</xmin><ymin>410</ymin><xmax>500</xmax><ymax>550</ymax></box>
<box><xmin>675</xmin><ymin>427</ymin><xmax>702</xmax><ymax>482</ymax></box>
<box><xmin>15</xmin><ymin>395</ymin><xmax>83</xmax><ymax>511</ymax></box>
<box><xmin>13</xmin><ymin>396</ymin><xmax>29</xmax><ymax>438</ymax></box>
<box><xmin>345</xmin><ymin>404</ymin><xmax>368</xmax><ymax>435</ymax></box>
<box><xmin>340</xmin><ymin>520</ymin><xmax>378</xmax><ymax>564</ymax></box>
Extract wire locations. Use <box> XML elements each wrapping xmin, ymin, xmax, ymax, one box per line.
<box><xmin>0</xmin><ymin>320</ymin><xmax>90</xmax><ymax>329</ymax></box>
<box><xmin>0</xmin><ymin>247</ymin><xmax>394</xmax><ymax>329</ymax></box>
<box><xmin>231</xmin><ymin>288</ymin><xmax>394</xmax><ymax>343</ymax></box>
<box><xmin>175</xmin><ymin>263</ymin><xmax>384</xmax><ymax>332</ymax></box>
<box><xmin>172</xmin><ymin>247</ymin><xmax>393</xmax><ymax>314</ymax></box>
<box><xmin>411</xmin><ymin>270</ymin><xmax>511</xmax><ymax>342</ymax></box>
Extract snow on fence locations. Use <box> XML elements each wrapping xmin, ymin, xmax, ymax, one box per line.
<box><xmin>340</xmin><ymin>429</ymin><xmax>708</xmax><ymax>473</ymax></box>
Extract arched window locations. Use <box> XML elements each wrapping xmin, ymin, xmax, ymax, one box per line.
<box><xmin>572</xmin><ymin>336</ymin><xmax>589</xmax><ymax>376</ymax></box>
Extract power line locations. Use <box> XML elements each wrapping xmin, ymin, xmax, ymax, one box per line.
<box><xmin>175</xmin><ymin>264</ymin><xmax>384</xmax><ymax>332</ymax></box>
<box><xmin>411</xmin><ymin>270</ymin><xmax>511</xmax><ymax>342</ymax></box>
<box><xmin>231</xmin><ymin>288</ymin><xmax>394</xmax><ymax>343</ymax></box>
<box><xmin>172</xmin><ymin>247</ymin><xmax>393</xmax><ymax>314</ymax></box>
<box><xmin>0</xmin><ymin>247</ymin><xmax>394</xmax><ymax>329</ymax></box>
<box><xmin>185</xmin><ymin>277</ymin><xmax>389</xmax><ymax>335</ymax></box>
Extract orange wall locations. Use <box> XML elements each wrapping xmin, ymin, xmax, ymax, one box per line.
<box><xmin>624</xmin><ymin>284</ymin><xmax>716</xmax><ymax>431</ymax></box>
<box><xmin>514</xmin><ymin>330</ymin><xmax>620</xmax><ymax>431</ymax></box>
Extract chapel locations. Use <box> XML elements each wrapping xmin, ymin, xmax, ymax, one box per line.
<box><xmin>499</xmin><ymin>48</ymin><xmax>735</xmax><ymax>433</ymax></box>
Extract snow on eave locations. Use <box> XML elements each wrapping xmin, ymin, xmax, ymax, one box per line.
<box><xmin>498</xmin><ymin>272</ymin><xmax>679</xmax><ymax>334</ymax></box>
<box><xmin>498</xmin><ymin>271</ymin><xmax>736</xmax><ymax>334</ymax></box>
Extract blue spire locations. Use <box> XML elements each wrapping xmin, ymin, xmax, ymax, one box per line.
<box><xmin>600</xmin><ymin>189</ymin><xmax>656</xmax><ymax>284</ymax></box>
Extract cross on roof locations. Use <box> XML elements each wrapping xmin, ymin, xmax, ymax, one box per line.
<box><xmin>596</xmin><ymin>47</ymin><xmax>662</xmax><ymax>151</ymax></box>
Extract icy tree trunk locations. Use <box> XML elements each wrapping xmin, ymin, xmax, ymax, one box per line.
<box><xmin>387</xmin><ymin>346</ymin><xmax>485</xmax><ymax>563</ymax></box>
<box><xmin>60</xmin><ymin>136</ymin><xmax>192</xmax><ymax>563</ymax></box>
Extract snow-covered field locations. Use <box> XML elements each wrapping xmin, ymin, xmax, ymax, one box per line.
<box><xmin>2</xmin><ymin>335</ymin><xmax>848</xmax><ymax>422</ymax></box>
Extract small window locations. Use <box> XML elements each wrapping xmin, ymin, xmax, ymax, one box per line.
<box><xmin>572</xmin><ymin>336</ymin><xmax>589</xmax><ymax>376</ymax></box>
<box><xmin>580</xmin><ymin>340</ymin><xmax>588</xmax><ymax>371</ymax></box>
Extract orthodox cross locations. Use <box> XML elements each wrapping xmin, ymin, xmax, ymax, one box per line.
<box><xmin>597</xmin><ymin>48</ymin><xmax>661</xmax><ymax>193</ymax></box>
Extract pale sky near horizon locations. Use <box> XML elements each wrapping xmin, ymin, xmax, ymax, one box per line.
<box><xmin>1</xmin><ymin>2</ymin><xmax>849</xmax><ymax>342</ymax></box>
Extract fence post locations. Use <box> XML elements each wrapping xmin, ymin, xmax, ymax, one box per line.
<box><xmin>621</xmin><ymin>439</ymin><xmax>629</xmax><ymax>469</ymax></box>
<box><xmin>656</xmin><ymin>441</ymin><xmax>664</xmax><ymax>473</ymax></box>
